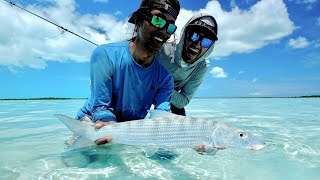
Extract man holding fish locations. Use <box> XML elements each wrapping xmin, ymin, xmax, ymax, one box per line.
<box><xmin>69</xmin><ymin>0</ymin><xmax>265</xmax><ymax>154</ymax></box>
<box><xmin>75</xmin><ymin>0</ymin><xmax>181</xmax><ymax>145</ymax></box>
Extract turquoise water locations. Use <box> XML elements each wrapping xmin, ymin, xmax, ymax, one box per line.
<box><xmin>0</xmin><ymin>98</ymin><xmax>319</xmax><ymax>179</ymax></box>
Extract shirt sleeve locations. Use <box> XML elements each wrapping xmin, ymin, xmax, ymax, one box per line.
<box><xmin>171</xmin><ymin>63</ymin><xmax>209</xmax><ymax>109</ymax></box>
<box><xmin>90</xmin><ymin>46</ymin><xmax>117</xmax><ymax>122</ymax></box>
<box><xmin>154</xmin><ymin>72</ymin><xmax>174</xmax><ymax>112</ymax></box>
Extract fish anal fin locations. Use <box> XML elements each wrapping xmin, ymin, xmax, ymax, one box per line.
<box><xmin>143</xmin><ymin>147</ymin><xmax>159</xmax><ymax>157</ymax></box>
<box><xmin>70</xmin><ymin>136</ymin><xmax>95</xmax><ymax>149</ymax></box>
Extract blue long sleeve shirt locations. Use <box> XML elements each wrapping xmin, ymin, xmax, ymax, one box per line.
<box><xmin>76</xmin><ymin>41</ymin><xmax>173</xmax><ymax>122</ymax></box>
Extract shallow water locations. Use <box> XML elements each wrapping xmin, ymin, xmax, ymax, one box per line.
<box><xmin>0</xmin><ymin>98</ymin><xmax>319</xmax><ymax>179</ymax></box>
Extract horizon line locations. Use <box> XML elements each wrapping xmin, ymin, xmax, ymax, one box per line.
<box><xmin>0</xmin><ymin>95</ymin><xmax>319</xmax><ymax>100</ymax></box>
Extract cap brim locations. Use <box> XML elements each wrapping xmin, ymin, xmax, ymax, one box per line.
<box><xmin>128</xmin><ymin>8</ymin><xmax>177</xmax><ymax>25</ymax></box>
<box><xmin>128</xmin><ymin>14</ymin><xmax>135</xmax><ymax>24</ymax></box>
<box><xmin>188</xmin><ymin>24</ymin><xmax>218</xmax><ymax>41</ymax></box>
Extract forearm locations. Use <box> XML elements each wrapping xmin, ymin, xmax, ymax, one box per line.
<box><xmin>171</xmin><ymin>65</ymin><xmax>208</xmax><ymax>108</ymax></box>
<box><xmin>92</xmin><ymin>105</ymin><xmax>117</xmax><ymax>122</ymax></box>
<box><xmin>90</xmin><ymin>45</ymin><xmax>116</xmax><ymax>123</ymax></box>
<box><xmin>171</xmin><ymin>89</ymin><xmax>190</xmax><ymax>109</ymax></box>
<box><xmin>154</xmin><ymin>72</ymin><xmax>174</xmax><ymax>111</ymax></box>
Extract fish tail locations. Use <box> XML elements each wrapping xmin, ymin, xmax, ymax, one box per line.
<box><xmin>54</xmin><ymin>114</ymin><xmax>94</xmax><ymax>138</ymax></box>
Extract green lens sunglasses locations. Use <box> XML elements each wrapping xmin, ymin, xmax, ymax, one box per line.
<box><xmin>145</xmin><ymin>14</ymin><xmax>177</xmax><ymax>34</ymax></box>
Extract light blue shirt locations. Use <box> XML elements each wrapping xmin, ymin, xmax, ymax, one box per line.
<box><xmin>77</xmin><ymin>41</ymin><xmax>173</xmax><ymax>122</ymax></box>
<box><xmin>159</xmin><ymin>13</ymin><xmax>216</xmax><ymax>109</ymax></box>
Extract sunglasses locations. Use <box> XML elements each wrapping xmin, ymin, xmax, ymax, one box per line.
<box><xmin>144</xmin><ymin>14</ymin><xmax>177</xmax><ymax>34</ymax></box>
<box><xmin>188</xmin><ymin>31</ymin><xmax>214</xmax><ymax>48</ymax></box>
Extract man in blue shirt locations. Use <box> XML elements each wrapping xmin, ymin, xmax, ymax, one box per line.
<box><xmin>76</xmin><ymin>0</ymin><xmax>181</xmax><ymax>144</ymax></box>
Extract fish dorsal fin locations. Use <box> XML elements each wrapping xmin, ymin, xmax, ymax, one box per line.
<box><xmin>148</xmin><ymin>110</ymin><xmax>177</xmax><ymax>119</ymax></box>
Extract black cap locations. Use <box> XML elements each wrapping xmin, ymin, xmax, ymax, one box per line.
<box><xmin>128</xmin><ymin>0</ymin><xmax>180</xmax><ymax>24</ymax></box>
<box><xmin>188</xmin><ymin>16</ymin><xmax>218</xmax><ymax>41</ymax></box>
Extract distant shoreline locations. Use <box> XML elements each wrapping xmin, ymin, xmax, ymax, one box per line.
<box><xmin>0</xmin><ymin>98</ymin><xmax>88</xmax><ymax>100</ymax></box>
<box><xmin>194</xmin><ymin>96</ymin><xmax>320</xmax><ymax>99</ymax></box>
<box><xmin>195</xmin><ymin>95</ymin><xmax>320</xmax><ymax>99</ymax></box>
<box><xmin>0</xmin><ymin>96</ymin><xmax>319</xmax><ymax>100</ymax></box>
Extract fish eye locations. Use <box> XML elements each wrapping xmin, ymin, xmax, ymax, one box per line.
<box><xmin>239</xmin><ymin>132</ymin><xmax>247</xmax><ymax>138</ymax></box>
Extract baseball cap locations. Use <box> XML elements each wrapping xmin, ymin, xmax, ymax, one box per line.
<box><xmin>188</xmin><ymin>16</ymin><xmax>218</xmax><ymax>41</ymax></box>
<box><xmin>128</xmin><ymin>0</ymin><xmax>180</xmax><ymax>24</ymax></box>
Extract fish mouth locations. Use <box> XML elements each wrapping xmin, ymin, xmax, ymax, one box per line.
<box><xmin>249</xmin><ymin>143</ymin><xmax>266</xmax><ymax>151</ymax></box>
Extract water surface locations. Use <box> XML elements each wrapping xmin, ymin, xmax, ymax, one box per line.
<box><xmin>0</xmin><ymin>98</ymin><xmax>319</xmax><ymax>179</ymax></box>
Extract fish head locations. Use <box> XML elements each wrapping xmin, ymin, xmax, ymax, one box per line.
<box><xmin>211</xmin><ymin>124</ymin><xmax>266</xmax><ymax>151</ymax></box>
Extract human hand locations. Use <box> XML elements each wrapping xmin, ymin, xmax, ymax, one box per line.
<box><xmin>80</xmin><ymin>116</ymin><xmax>95</xmax><ymax>126</ymax></box>
<box><xmin>195</xmin><ymin>144</ymin><xmax>226</xmax><ymax>155</ymax></box>
<box><xmin>94</xmin><ymin>120</ymin><xmax>116</xmax><ymax>145</ymax></box>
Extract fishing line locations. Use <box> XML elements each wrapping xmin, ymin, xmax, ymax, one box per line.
<box><xmin>2</xmin><ymin>0</ymin><xmax>99</xmax><ymax>46</ymax></box>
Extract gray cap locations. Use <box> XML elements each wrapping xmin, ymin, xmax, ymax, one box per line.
<box><xmin>188</xmin><ymin>16</ymin><xmax>218</xmax><ymax>41</ymax></box>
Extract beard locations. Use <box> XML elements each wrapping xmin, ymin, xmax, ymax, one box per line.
<box><xmin>182</xmin><ymin>43</ymin><xmax>201</xmax><ymax>63</ymax></box>
<box><xmin>142</xmin><ymin>30</ymin><xmax>167</xmax><ymax>52</ymax></box>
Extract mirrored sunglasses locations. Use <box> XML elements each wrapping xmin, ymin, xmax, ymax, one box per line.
<box><xmin>145</xmin><ymin>14</ymin><xmax>177</xmax><ymax>34</ymax></box>
<box><xmin>188</xmin><ymin>31</ymin><xmax>214</xmax><ymax>48</ymax></box>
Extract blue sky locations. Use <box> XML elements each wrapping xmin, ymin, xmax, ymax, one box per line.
<box><xmin>0</xmin><ymin>0</ymin><xmax>319</xmax><ymax>98</ymax></box>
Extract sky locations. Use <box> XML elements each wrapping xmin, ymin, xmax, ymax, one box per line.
<box><xmin>0</xmin><ymin>0</ymin><xmax>319</xmax><ymax>98</ymax></box>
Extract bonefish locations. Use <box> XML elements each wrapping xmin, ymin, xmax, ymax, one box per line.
<box><xmin>55</xmin><ymin>110</ymin><xmax>265</xmax><ymax>155</ymax></box>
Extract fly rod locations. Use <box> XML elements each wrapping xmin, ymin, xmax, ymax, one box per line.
<box><xmin>2</xmin><ymin>0</ymin><xmax>99</xmax><ymax>46</ymax></box>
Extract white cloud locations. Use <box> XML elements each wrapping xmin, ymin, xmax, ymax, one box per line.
<box><xmin>114</xmin><ymin>11</ymin><xmax>123</xmax><ymax>16</ymax></box>
<box><xmin>0</xmin><ymin>0</ymin><xmax>132</xmax><ymax>69</ymax></box>
<box><xmin>303</xmin><ymin>0</ymin><xmax>317</xmax><ymax>3</ymax></box>
<box><xmin>0</xmin><ymin>0</ymin><xmax>296</xmax><ymax>69</ymax></box>
<box><xmin>230</xmin><ymin>0</ymin><xmax>237</xmax><ymax>8</ymax></box>
<box><xmin>238</xmin><ymin>71</ymin><xmax>246</xmax><ymax>74</ymax></box>
<box><xmin>210</xmin><ymin>66</ymin><xmax>228</xmax><ymax>78</ymax></box>
<box><xmin>291</xmin><ymin>0</ymin><xmax>317</xmax><ymax>4</ymax></box>
<box><xmin>252</xmin><ymin>78</ymin><xmax>258</xmax><ymax>83</ymax></box>
<box><xmin>301</xmin><ymin>51</ymin><xmax>320</xmax><ymax>68</ymax></box>
<box><xmin>289</xmin><ymin>0</ymin><xmax>317</xmax><ymax>9</ymax></box>
<box><xmin>249</xmin><ymin>92</ymin><xmax>263</xmax><ymax>96</ymax></box>
<box><xmin>288</xmin><ymin>36</ymin><xmax>310</xmax><ymax>49</ymax></box>
<box><xmin>174</xmin><ymin>0</ymin><xmax>295</xmax><ymax>58</ymax></box>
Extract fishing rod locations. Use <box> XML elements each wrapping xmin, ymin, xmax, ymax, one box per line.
<box><xmin>2</xmin><ymin>0</ymin><xmax>99</xmax><ymax>46</ymax></box>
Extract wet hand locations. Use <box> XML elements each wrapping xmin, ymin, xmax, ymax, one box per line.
<box><xmin>196</xmin><ymin>144</ymin><xmax>206</xmax><ymax>153</ymax></box>
<box><xmin>94</xmin><ymin>120</ymin><xmax>116</xmax><ymax>145</ymax></box>
<box><xmin>195</xmin><ymin>144</ymin><xmax>226</xmax><ymax>155</ymax></box>
<box><xmin>217</xmin><ymin>145</ymin><xmax>226</xmax><ymax>150</ymax></box>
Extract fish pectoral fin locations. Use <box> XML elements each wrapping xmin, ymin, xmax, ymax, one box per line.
<box><xmin>143</xmin><ymin>147</ymin><xmax>159</xmax><ymax>157</ymax></box>
<box><xmin>204</xmin><ymin>147</ymin><xmax>218</xmax><ymax>156</ymax></box>
<box><xmin>194</xmin><ymin>147</ymin><xmax>218</xmax><ymax>156</ymax></box>
<box><xmin>194</xmin><ymin>143</ymin><xmax>220</xmax><ymax>156</ymax></box>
